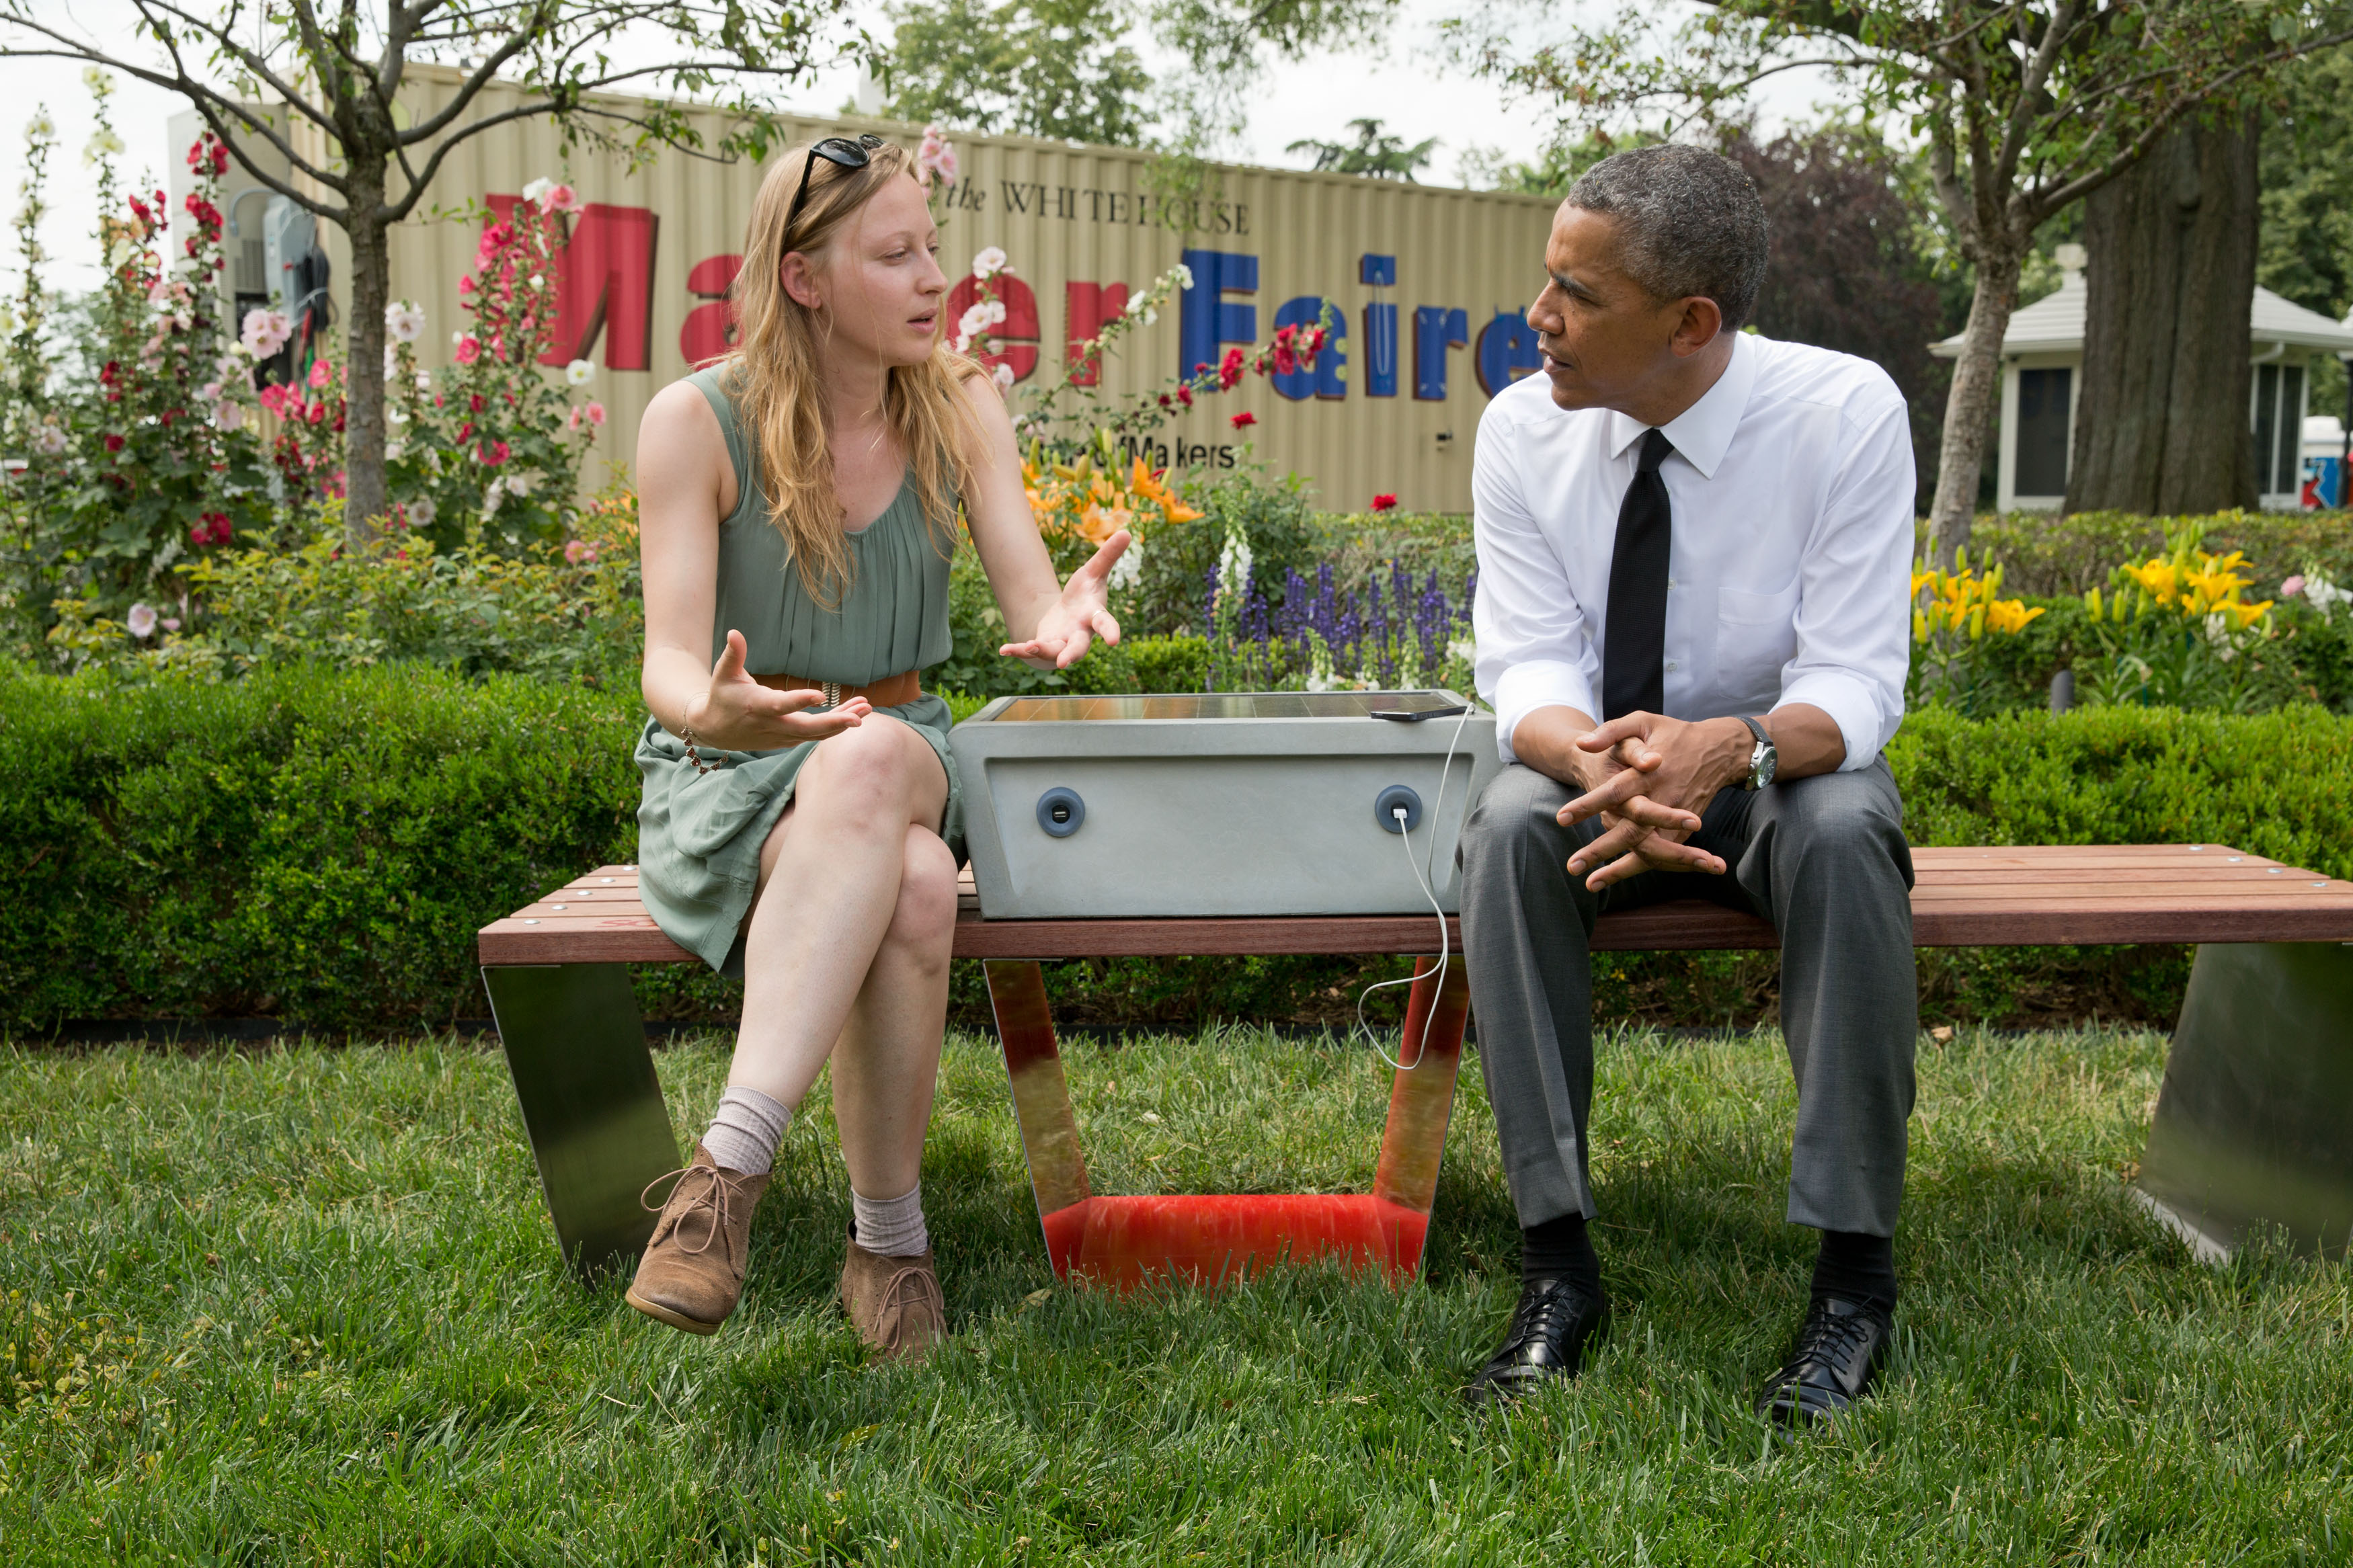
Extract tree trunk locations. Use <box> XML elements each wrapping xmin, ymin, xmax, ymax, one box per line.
<box><xmin>2067</xmin><ymin>115</ymin><xmax>2259</xmax><ymax>513</ymax></box>
<box><xmin>343</xmin><ymin>158</ymin><xmax>390</xmax><ymax>545</ymax></box>
<box><xmin>1927</xmin><ymin>247</ymin><xmax>2023</xmax><ymax>568</ymax></box>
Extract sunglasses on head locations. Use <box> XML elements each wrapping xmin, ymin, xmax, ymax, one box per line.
<box><xmin>785</xmin><ymin>133</ymin><xmax>888</xmax><ymax>242</ymax></box>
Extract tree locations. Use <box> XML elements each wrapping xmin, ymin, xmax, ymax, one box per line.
<box><xmin>1285</xmin><ymin>118</ymin><xmax>1437</xmax><ymax>179</ymax></box>
<box><xmin>1730</xmin><ymin>126</ymin><xmax>1950</xmax><ymax>511</ymax></box>
<box><xmin>883</xmin><ymin>0</ymin><xmax>1152</xmax><ymax>145</ymax></box>
<box><xmin>2067</xmin><ymin>116</ymin><xmax>2259</xmax><ymax>513</ymax></box>
<box><xmin>0</xmin><ymin>0</ymin><xmax>861</xmax><ymax>543</ymax></box>
<box><xmin>2258</xmin><ymin>47</ymin><xmax>2353</xmax><ymax>422</ymax></box>
<box><xmin>1453</xmin><ymin>0</ymin><xmax>2353</xmax><ymax>565</ymax></box>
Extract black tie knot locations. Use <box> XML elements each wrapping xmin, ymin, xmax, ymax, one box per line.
<box><xmin>1637</xmin><ymin>427</ymin><xmax>1674</xmax><ymax>475</ymax></box>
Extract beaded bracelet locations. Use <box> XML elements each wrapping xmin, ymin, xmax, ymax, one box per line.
<box><xmin>679</xmin><ymin>723</ymin><xmax>721</xmax><ymax>776</ymax></box>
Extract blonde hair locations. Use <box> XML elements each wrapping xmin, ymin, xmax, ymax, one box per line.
<box><xmin>719</xmin><ymin>138</ymin><xmax>982</xmax><ymax>606</ymax></box>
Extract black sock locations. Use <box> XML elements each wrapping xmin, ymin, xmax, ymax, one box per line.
<box><xmin>1810</xmin><ymin>1229</ymin><xmax>1897</xmax><ymax>1315</ymax></box>
<box><xmin>1520</xmin><ymin>1212</ymin><xmax>1602</xmax><ymax>1296</ymax></box>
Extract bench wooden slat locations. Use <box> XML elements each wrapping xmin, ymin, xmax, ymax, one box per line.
<box><xmin>478</xmin><ymin>845</ymin><xmax>2353</xmax><ymax>966</ymax></box>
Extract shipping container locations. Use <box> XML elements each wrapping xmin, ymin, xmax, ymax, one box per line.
<box><xmin>172</xmin><ymin>67</ymin><xmax>1560</xmax><ymax>513</ymax></box>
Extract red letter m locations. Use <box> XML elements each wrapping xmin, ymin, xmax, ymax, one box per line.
<box><xmin>485</xmin><ymin>198</ymin><xmax>659</xmax><ymax>370</ymax></box>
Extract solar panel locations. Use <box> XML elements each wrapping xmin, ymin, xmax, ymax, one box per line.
<box><xmin>988</xmin><ymin>691</ymin><xmax>1464</xmax><ymax>723</ymax></box>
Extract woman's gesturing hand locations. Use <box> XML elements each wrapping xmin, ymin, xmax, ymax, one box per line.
<box><xmin>1000</xmin><ymin>528</ymin><xmax>1129</xmax><ymax>670</ymax></box>
<box><xmin>681</xmin><ymin>629</ymin><xmax>871</xmax><ymax>753</ymax></box>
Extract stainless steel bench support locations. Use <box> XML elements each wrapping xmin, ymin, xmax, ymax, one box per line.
<box><xmin>481</xmin><ymin>962</ymin><xmax>679</xmax><ymax>1278</ymax></box>
<box><xmin>2138</xmin><ymin>942</ymin><xmax>2353</xmax><ymax>1261</ymax></box>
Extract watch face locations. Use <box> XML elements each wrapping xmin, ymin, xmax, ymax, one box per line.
<box><xmin>1755</xmin><ymin>746</ymin><xmax>1778</xmax><ymax>788</ymax></box>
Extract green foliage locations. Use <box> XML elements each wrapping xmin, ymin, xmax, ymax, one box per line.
<box><xmin>4</xmin><ymin>669</ymin><xmax>2348</xmax><ymax>1034</ymax></box>
<box><xmin>1283</xmin><ymin>118</ymin><xmax>1437</xmax><ymax>179</ymax></box>
<box><xmin>1133</xmin><ymin>465</ymin><xmax>1321</xmax><ymax>634</ymax></box>
<box><xmin>883</xmin><ymin>0</ymin><xmax>1154</xmax><ymax>145</ymax></box>
<box><xmin>1</xmin><ymin>104</ymin><xmax>272</xmax><ymax>660</ymax></box>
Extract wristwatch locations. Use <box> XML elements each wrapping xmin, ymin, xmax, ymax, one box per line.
<box><xmin>1737</xmin><ymin>716</ymin><xmax>1777</xmax><ymax>791</ymax></box>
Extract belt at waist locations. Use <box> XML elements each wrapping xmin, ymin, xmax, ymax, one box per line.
<box><xmin>753</xmin><ymin>669</ymin><xmax>922</xmax><ymax>709</ymax></box>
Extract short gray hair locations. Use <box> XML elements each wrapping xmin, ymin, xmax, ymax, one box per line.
<box><xmin>1566</xmin><ymin>145</ymin><xmax>1769</xmax><ymax>331</ymax></box>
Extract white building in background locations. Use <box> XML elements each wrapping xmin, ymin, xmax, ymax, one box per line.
<box><xmin>1932</xmin><ymin>243</ymin><xmax>2353</xmax><ymax>511</ymax></box>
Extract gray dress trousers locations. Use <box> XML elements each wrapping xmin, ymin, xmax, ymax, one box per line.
<box><xmin>1458</xmin><ymin>758</ymin><xmax>1917</xmax><ymax>1237</ymax></box>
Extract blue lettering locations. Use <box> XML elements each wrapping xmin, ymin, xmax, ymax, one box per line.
<box><xmin>1414</xmin><ymin>306</ymin><xmax>1468</xmax><ymax>401</ymax></box>
<box><xmin>1179</xmin><ymin>249</ymin><xmax>1258</xmax><ymax>380</ymax></box>
<box><xmin>1476</xmin><ymin>310</ymin><xmax>1544</xmax><ymax>395</ymax></box>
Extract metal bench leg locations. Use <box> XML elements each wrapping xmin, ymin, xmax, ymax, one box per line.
<box><xmin>984</xmin><ymin>960</ymin><xmax>1094</xmax><ymax>1276</ymax></box>
<box><xmin>1371</xmin><ymin>957</ymin><xmax>1474</xmax><ymax>1277</ymax></box>
<box><xmin>2137</xmin><ymin>942</ymin><xmax>2353</xmax><ymax>1261</ymax></box>
<box><xmin>481</xmin><ymin>963</ymin><xmax>680</xmax><ymax>1279</ymax></box>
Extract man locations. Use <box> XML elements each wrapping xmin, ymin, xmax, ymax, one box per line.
<box><xmin>1458</xmin><ymin>145</ymin><xmax>1916</xmax><ymax>1424</ymax></box>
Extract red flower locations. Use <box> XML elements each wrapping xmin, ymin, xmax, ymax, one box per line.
<box><xmin>1370</xmin><ymin>493</ymin><xmax>1398</xmax><ymax>513</ymax></box>
<box><xmin>469</xmin><ymin>393</ymin><xmax>485</xmax><ymax>413</ymax></box>
<box><xmin>1219</xmin><ymin>347</ymin><xmax>1244</xmax><ymax>390</ymax></box>
<box><xmin>1176</xmin><ymin>385</ymin><xmax>1194</xmax><ymax>408</ymax></box>
<box><xmin>99</xmin><ymin>361</ymin><xmax>118</xmax><ymax>386</ymax></box>
<box><xmin>192</xmin><ymin>511</ymin><xmax>233</xmax><ymax>546</ymax></box>
<box><xmin>103</xmin><ymin>434</ymin><xmax>125</xmax><ymax>454</ymax></box>
<box><xmin>456</xmin><ymin>421</ymin><xmax>475</xmax><ymax>444</ymax></box>
<box><xmin>480</xmin><ymin>439</ymin><xmax>511</xmax><ymax>466</ymax></box>
<box><xmin>1230</xmin><ymin>411</ymin><xmax>1257</xmax><ymax>430</ymax></box>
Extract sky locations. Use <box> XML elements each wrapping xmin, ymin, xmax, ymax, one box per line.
<box><xmin>0</xmin><ymin>0</ymin><xmax>1835</xmax><ymax>297</ymax></box>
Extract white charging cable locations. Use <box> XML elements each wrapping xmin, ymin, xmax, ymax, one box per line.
<box><xmin>1355</xmin><ymin>702</ymin><xmax>1474</xmax><ymax>1072</ymax></box>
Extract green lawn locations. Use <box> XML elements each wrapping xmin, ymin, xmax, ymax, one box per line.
<box><xmin>3</xmin><ymin>1024</ymin><xmax>2346</xmax><ymax>1565</ymax></box>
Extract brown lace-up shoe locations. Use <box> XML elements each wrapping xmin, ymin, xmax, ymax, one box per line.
<box><xmin>624</xmin><ymin>1143</ymin><xmax>770</xmax><ymax>1335</ymax></box>
<box><xmin>839</xmin><ymin>1235</ymin><xmax>947</xmax><ymax>1363</ymax></box>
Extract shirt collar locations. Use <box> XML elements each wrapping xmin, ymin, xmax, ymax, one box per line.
<box><xmin>1605</xmin><ymin>330</ymin><xmax>1760</xmax><ymax>481</ymax></box>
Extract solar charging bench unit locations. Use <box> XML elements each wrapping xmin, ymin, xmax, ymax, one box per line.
<box><xmin>478</xmin><ymin>693</ymin><xmax>2353</xmax><ymax>1290</ymax></box>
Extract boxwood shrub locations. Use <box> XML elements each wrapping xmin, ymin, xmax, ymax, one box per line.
<box><xmin>3</xmin><ymin>666</ymin><xmax>2347</xmax><ymax>1034</ymax></box>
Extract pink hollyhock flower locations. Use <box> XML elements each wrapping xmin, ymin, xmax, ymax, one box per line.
<box><xmin>306</xmin><ymin>402</ymin><xmax>325</xmax><ymax>425</ymax></box>
<box><xmin>453</xmin><ymin>334</ymin><xmax>481</xmax><ymax>365</ymax></box>
<box><xmin>1230</xmin><ymin>411</ymin><xmax>1257</xmax><ymax>430</ymax></box>
<box><xmin>161</xmin><ymin>617</ymin><xmax>181</xmax><ymax>632</ymax></box>
<box><xmin>307</xmin><ymin>360</ymin><xmax>331</xmax><ymax>389</ymax></box>
<box><xmin>2281</xmin><ymin>575</ymin><xmax>2306</xmax><ymax>599</ymax></box>
<box><xmin>540</xmin><ymin>183</ymin><xmax>581</xmax><ymax>214</ymax></box>
<box><xmin>916</xmin><ymin>125</ymin><xmax>959</xmax><ymax>188</ymax></box>
<box><xmin>126</xmin><ymin>602</ymin><xmax>157</xmax><ymax>638</ymax></box>
<box><xmin>586</xmin><ymin>401</ymin><xmax>606</xmax><ymax>427</ymax></box>
<box><xmin>479</xmin><ymin>439</ymin><xmax>511</xmax><ymax>466</ymax></box>
<box><xmin>1370</xmin><ymin>493</ymin><xmax>1398</xmax><ymax>512</ymax></box>
<box><xmin>564</xmin><ymin>538</ymin><xmax>598</xmax><ymax>565</ymax></box>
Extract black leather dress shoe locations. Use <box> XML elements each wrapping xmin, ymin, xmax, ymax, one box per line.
<box><xmin>1755</xmin><ymin>1296</ymin><xmax>1892</xmax><ymax>1426</ymax></box>
<box><xmin>1465</xmin><ymin>1277</ymin><xmax>1610</xmax><ymax>1408</ymax></box>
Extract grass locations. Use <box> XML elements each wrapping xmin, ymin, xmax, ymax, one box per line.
<box><xmin>3</xmin><ymin>1022</ymin><xmax>2348</xmax><ymax>1565</ymax></box>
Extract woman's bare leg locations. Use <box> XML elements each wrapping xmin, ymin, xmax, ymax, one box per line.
<box><xmin>727</xmin><ymin>715</ymin><xmax>949</xmax><ymax>1110</ymax></box>
<box><xmin>827</xmin><ymin>825</ymin><xmax>959</xmax><ymax>1199</ymax></box>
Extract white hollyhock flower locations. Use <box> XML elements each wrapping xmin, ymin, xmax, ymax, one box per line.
<box><xmin>521</xmin><ymin>177</ymin><xmax>553</xmax><ymax>208</ymax></box>
<box><xmin>1170</xmin><ymin>262</ymin><xmax>1195</xmax><ymax>291</ymax></box>
<box><xmin>973</xmin><ymin>246</ymin><xmax>1008</xmax><ymax>279</ymax></box>
<box><xmin>384</xmin><ymin>300</ymin><xmax>425</xmax><ymax>343</ymax></box>
<box><xmin>1125</xmin><ymin>294</ymin><xmax>1158</xmax><ymax>326</ymax></box>
<box><xmin>1109</xmin><ymin>538</ymin><xmax>1142</xmax><ymax>591</ymax></box>
<box><xmin>983</xmin><ymin>299</ymin><xmax>1008</xmax><ymax>327</ymax></box>
<box><xmin>565</xmin><ymin>358</ymin><xmax>595</xmax><ymax>385</ymax></box>
<box><xmin>33</xmin><ymin>422</ymin><xmax>68</xmax><ymax>455</ymax></box>
<box><xmin>991</xmin><ymin>362</ymin><xmax>1014</xmax><ymax>393</ymax></box>
<box><xmin>127</xmin><ymin>602</ymin><xmax>157</xmax><ymax>638</ymax></box>
<box><xmin>408</xmin><ymin>495</ymin><xmax>437</xmax><ymax>528</ymax></box>
<box><xmin>958</xmin><ymin>302</ymin><xmax>992</xmax><ymax>341</ymax></box>
<box><xmin>212</xmin><ymin>403</ymin><xmax>245</xmax><ymax>432</ymax></box>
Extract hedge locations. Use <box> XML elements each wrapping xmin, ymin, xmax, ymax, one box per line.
<box><xmin>3</xmin><ymin>666</ymin><xmax>2349</xmax><ymax>1034</ymax></box>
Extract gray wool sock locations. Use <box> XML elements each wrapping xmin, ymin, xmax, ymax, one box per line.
<box><xmin>701</xmin><ymin>1085</ymin><xmax>793</xmax><ymax>1175</ymax></box>
<box><xmin>850</xmin><ymin>1183</ymin><xmax>929</xmax><ymax>1257</ymax></box>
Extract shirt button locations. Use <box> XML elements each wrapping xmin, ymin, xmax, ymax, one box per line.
<box><xmin>1665</xmin><ymin>660</ymin><xmax>1680</xmax><ymax>671</ymax></box>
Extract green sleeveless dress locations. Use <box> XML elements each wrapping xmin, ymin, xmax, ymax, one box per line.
<box><xmin>635</xmin><ymin>364</ymin><xmax>965</xmax><ymax>977</ymax></box>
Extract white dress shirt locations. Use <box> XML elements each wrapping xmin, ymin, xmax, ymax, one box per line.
<box><xmin>1470</xmin><ymin>329</ymin><xmax>1915</xmax><ymax>770</ymax></box>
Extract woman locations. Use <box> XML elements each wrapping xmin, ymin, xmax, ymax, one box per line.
<box><xmin>625</xmin><ymin>134</ymin><xmax>1125</xmax><ymax>1360</ymax></box>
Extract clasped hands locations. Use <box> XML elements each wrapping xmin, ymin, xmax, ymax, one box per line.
<box><xmin>1557</xmin><ymin>711</ymin><xmax>1754</xmax><ymax>892</ymax></box>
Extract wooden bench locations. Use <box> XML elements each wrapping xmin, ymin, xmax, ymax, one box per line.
<box><xmin>477</xmin><ymin>844</ymin><xmax>2353</xmax><ymax>1280</ymax></box>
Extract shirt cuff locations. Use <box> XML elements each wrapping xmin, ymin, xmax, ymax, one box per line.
<box><xmin>1778</xmin><ymin>670</ymin><xmax>1887</xmax><ymax>772</ymax></box>
<box><xmin>1493</xmin><ymin>660</ymin><xmax>1597</xmax><ymax>763</ymax></box>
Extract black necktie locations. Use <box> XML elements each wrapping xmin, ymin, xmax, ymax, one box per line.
<box><xmin>1602</xmin><ymin>427</ymin><xmax>1675</xmax><ymax>720</ymax></box>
